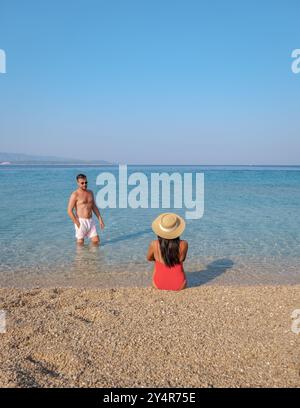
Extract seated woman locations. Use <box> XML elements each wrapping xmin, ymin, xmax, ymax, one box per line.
<box><xmin>147</xmin><ymin>213</ymin><xmax>188</xmax><ymax>291</ymax></box>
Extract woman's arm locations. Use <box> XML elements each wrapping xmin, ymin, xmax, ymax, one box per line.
<box><xmin>179</xmin><ymin>240</ymin><xmax>188</xmax><ymax>263</ymax></box>
<box><xmin>147</xmin><ymin>241</ymin><xmax>155</xmax><ymax>261</ymax></box>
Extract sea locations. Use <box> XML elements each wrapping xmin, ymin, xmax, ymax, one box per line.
<box><xmin>0</xmin><ymin>165</ymin><xmax>299</xmax><ymax>288</ymax></box>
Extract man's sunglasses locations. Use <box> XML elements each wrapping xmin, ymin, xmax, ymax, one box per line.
<box><xmin>80</xmin><ymin>181</ymin><xmax>88</xmax><ymax>185</ymax></box>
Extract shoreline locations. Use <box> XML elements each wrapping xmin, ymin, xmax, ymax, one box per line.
<box><xmin>1</xmin><ymin>260</ymin><xmax>300</xmax><ymax>288</ymax></box>
<box><xmin>0</xmin><ymin>284</ymin><xmax>299</xmax><ymax>387</ymax></box>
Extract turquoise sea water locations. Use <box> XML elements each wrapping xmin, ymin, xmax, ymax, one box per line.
<box><xmin>0</xmin><ymin>165</ymin><xmax>299</xmax><ymax>287</ymax></box>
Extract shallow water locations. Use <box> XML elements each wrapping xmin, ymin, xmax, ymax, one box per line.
<box><xmin>0</xmin><ymin>165</ymin><xmax>299</xmax><ymax>287</ymax></box>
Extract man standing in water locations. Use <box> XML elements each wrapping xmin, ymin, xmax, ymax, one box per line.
<box><xmin>67</xmin><ymin>174</ymin><xmax>105</xmax><ymax>245</ymax></box>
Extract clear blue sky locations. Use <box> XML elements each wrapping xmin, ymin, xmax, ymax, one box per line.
<box><xmin>0</xmin><ymin>0</ymin><xmax>299</xmax><ymax>164</ymax></box>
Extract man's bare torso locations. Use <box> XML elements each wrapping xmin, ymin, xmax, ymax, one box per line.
<box><xmin>73</xmin><ymin>189</ymin><xmax>94</xmax><ymax>219</ymax></box>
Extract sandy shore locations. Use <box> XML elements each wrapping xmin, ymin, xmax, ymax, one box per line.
<box><xmin>0</xmin><ymin>285</ymin><xmax>299</xmax><ymax>388</ymax></box>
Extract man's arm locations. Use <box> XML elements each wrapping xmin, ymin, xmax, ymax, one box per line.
<box><xmin>91</xmin><ymin>192</ymin><xmax>105</xmax><ymax>229</ymax></box>
<box><xmin>67</xmin><ymin>192</ymin><xmax>80</xmax><ymax>228</ymax></box>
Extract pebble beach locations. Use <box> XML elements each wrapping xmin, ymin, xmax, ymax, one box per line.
<box><xmin>0</xmin><ymin>285</ymin><xmax>299</xmax><ymax>388</ymax></box>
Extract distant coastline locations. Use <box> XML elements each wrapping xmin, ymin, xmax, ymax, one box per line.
<box><xmin>0</xmin><ymin>162</ymin><xmax>115</xmax><ymax>166</ymax></box>
<box><xmin>1</xmin><ymin>163</ymin><xmax>299</xmax><ymax>168</ymax></box>
<box><xmin>0</xmin><ymin>153</ymin><xmax>299</xmax><ymax>167</ymax></box>
<box><xmin>0</xmin><ymin>152</ymin><xmax>113</xmax><ymax>166</ymax></box>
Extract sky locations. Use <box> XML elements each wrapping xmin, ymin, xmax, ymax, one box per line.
<box><xmin>0</xmin><ymin>0</ymin><xmax>299</xmax><ymax>164</ymax></box>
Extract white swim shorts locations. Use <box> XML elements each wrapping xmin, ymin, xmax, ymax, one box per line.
<box><xmin>75</xmin><ymin>218</ymin><xmax>98</xmax><ymax>240</ymax></box>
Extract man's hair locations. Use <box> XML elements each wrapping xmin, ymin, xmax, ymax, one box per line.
<box><xmin>76</xmin><ymin>174</ymin><xmax>87</xmax><ymax>181</ymax></box>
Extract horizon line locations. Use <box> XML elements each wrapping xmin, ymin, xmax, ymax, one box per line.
<box><xmin>1</xmin><ymin>163</ymin><xmax>300</xmax><ymax>167</ymax></box>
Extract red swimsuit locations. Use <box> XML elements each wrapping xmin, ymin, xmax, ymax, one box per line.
<box><xmin>153</xmin><ymin>241</ymin><xmax>187</xmax><ymax>291</ymax></box>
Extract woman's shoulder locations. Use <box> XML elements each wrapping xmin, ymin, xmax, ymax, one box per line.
<box><xmin>180</xmin><ymin>239</ymin><xmax>188</xmax><ymax>247</ymax></box>
<box><xmin>149</xmin><ymin>240</ymin><xmax>159</xmax><ymax>251</ymax></box>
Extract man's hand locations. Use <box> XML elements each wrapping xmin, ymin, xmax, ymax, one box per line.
<box><xmin>75</xmin><ymin>219</ymin><xmax>81</xmax><ymax>228</ymax></box>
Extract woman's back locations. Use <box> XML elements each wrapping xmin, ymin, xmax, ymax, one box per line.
<box><xmin>152</xmin><ymin>240</ymin><xmax>188</xmax><ymax>291</ymax></box>
<box><xmin>153</xmin><ymin>239</ymin><xmax>188</xmax><ymax>265</ymax></box>
<box><xmin>147</xmin><ymin>213</ymin><xmax>188</xmax><ymax>291</ymax></box>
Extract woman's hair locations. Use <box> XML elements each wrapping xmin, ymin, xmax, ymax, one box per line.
<box><xmin>158</xmin><ymin>236</ymin><xmax>180</xmax><ymax>267</ymax></box>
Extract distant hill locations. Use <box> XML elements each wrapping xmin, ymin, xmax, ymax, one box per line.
<box><xmin>0</xmin><ymin>152</ymin><xmax>113</xmax><ymax>165</ymax></box>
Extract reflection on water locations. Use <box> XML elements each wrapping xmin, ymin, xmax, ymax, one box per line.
<box><xmin>101</xmin><ymin>228</ymin><xmax>152</xmax><ymax>246</ymax></box>
<box><xmin>73</xmin><ymin>243</ymin><xmax>103</xmax><ymax>271</ymax></box>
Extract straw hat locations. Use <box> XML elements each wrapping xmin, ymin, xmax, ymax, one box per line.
<box><xmin>152</xmin><ymin>213</ymin><xmax>186</xmax><ymax>239</ymax></box>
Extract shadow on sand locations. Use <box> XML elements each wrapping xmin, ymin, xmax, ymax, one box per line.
<box><xmin>186</xmin><ymin>258</ymin><xmax>234</xmax><ymax>287</ymax></box>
